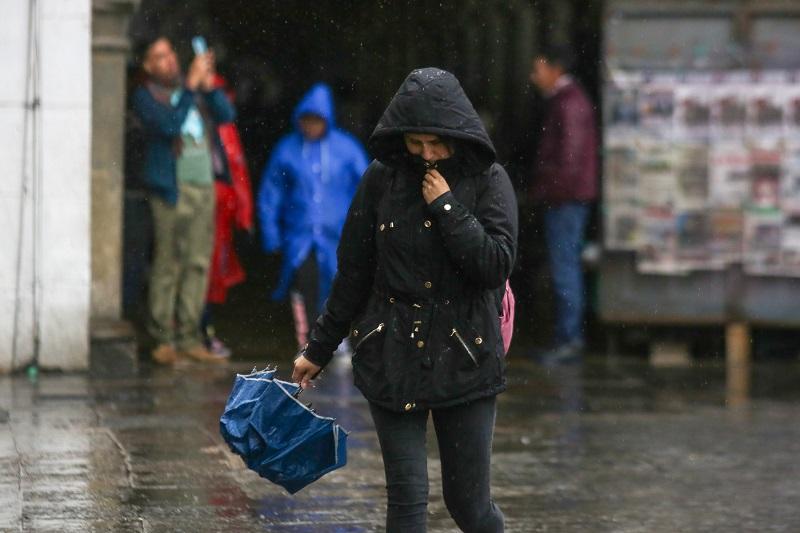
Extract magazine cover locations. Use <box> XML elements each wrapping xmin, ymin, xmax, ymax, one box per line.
<box><xmin>674</xmin><ymin>83</ymin><xmax>712</xmax><ymax>140</ymax></box>
<box><xmin>604</xmin><ymin>142</ymin><xmax>639</xmax><ymax>204</ymax></box>
<box><xmin>782</xmin><ymin>85</ymin><xmax>800</xmax><ymax>139</ymax></box>
<box><xmin>709</xmin><ymin>141</ymin><xmax>750</xmax><ymax>207</ymax></box>
<box><xmin>638</xmin><ymin>77</ymin><xmax>675</xmax><ymax>136</ymax></box>
<box><xmin>606</xmin><ymin>70</ymin><xmax>641</xmax><ymax>136</ymax></box>
<box><xmin>708</xmin><ymin>208</ymin><xmax>743</xmax><ymax>264</ymax></box>
<box><xmin>747</xmin><ymin>84</ymin><xmax>784</xmax><ymax>140</ymax></box>
<box><xmin>780</xmin><ymin>214</ymin><xmax>800</xmax><ymax>276</ymax></box>
<box><xmin>605</xmin><ymin>205</ymin><xmax>640</xmax><ymax>251</ymax></box>
<box><xmin>748</xmin><ymin>144</ymin><xmax>783</xmax><ymax>211</ymax></box>
<box><xmin>674</xmin><ymin>143</ymin><xmax>710</xmax><ymax>209</ymax></box>
<box><xmin>781</xmin><ymin>142</ymin><xmax>800</xmax><ymax>214</ymax></box>
<box><xmin>675</xmin><ymin>209</ymin><xmax>717</xmax><ymax>269</ymax></box>
<box><xmin>711</xmin><ymin>84</ymin><xmax>747</xmax><ymax>138</ymax></box>
<box><xmin>743</xmin><ymin>207</ymin><xmax>783</xmax><ymax>275</ymax></box>
<box><xmin>637</xmin><ymin>206</ymin><xmax>687</xmax><ymax>274</ymax></box>
<box><xmin>636</xmin><ymin>139</ymin><xmax>677</xmax><ymax>208</ymax></box>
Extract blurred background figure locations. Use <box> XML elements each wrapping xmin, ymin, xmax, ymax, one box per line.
<box><xmin>201</xmin><ymin>74</ymin><xmax>254</xmax><ymax>359</ymax></box>
<box><xmin>258</xmin><ymin>83</ymin><xmax>368</xmax><ymax>359</ymax></box>
<box><xmin>528</xmin><ymin>45</ymin><xmax>598</xmax><ymax>365</ymax></box>
<box><xmin>132</xmin><ymin>36</ymin><xmax>235</xmax><ymax>365</ymax></box>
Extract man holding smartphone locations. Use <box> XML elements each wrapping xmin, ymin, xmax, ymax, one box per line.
<box><xmin>132</xmin><ymin>36</ymin><xmax>236</xmax><ymax>364</ymax></box>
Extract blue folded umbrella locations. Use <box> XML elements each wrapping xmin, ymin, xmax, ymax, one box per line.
<box><xmin>219</xmin><ymin>369</ymin><xmax>348</xmax><ymax>494</ymax></box>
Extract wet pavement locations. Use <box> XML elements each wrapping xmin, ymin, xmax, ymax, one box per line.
<box><xmin>1</xmin><ymin>355</ymin><xmax>800</xmax><ymax>532</ymax></box>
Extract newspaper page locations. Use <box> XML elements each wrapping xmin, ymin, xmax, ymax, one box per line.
<box><xmin>606</xmin><ymin>70</ymin><xmax>642</xmax><ymax>138</ymax></box>
<box><xmin>743</xmin><ymin>207</ymin><xmax>783</xmax><ymax>275</ymax></box>
<box><xmin>709</xmin><ymin>141</ymin><xmax>750</xmax><ymax>208</ymax></box>
<box><xmin>708</xmin><ymin>208</ymin><xmax>743</xmax><ymax>264</ymax></box>
<box><xmin>781</xmin><ymin>141</ymin><xmax>800</xmax><ymax>214</ymax></box>
<box><xmin>636</xmin><ymin>139</ymin><xmax>677</xmax><ymax>209</ymax></box>
<box><xmin>638</xmin><ymin>73</ymin><xmax>676</xmax><ymax>138</ymax></box>
<box><xmin>748</xmin><ymin>143</ymin><xmax>783</xmax><ymax>211</ymax></box>
<box><xmin>675</xmin><ymin>209</ymin><xmax>716</xmax><ymax>269</ymax></box>
<box><xmin>710</xmin><ymin>75</ymin><xmax>748</xmax><ymax>138</ymax></box>
<box><xmin>673</xmin><ymin>143</ymin><xmax>710</xmax><ymax>209</ymax></box>
<box><xmin>674</xmin><ymin>77</ymin><xmax>712</xmax><ymax>140</ymax></box>
<box><xmin>746</xmin><ymin>80</ymin><xmax>785</xmax><ymax>140</ymax></box>
<box><xmin>637</xmin><ymin>206</ymin><xmax>688</xmax><ymax>274</ymax></box>
<box><xmin>780</xmin><ymin>214</ymin><xmax>800</xmax><ymax>276</ymax></box>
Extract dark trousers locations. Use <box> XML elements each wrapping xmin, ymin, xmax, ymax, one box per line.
<box><xmin>290</xmin><ymin>253</ymin><xmax>320</xmax><ymax>347</ymax></box>
<box><xmin>369</xmin><ymin>396</ymin><xmax>504</xmax><ymax>533</ymax></box>
<box><xmin>543</xmin><ymin>202</ymin><xmax>590</xmax><ymax>345</ymax></box>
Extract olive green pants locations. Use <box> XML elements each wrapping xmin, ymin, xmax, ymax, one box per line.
<box><xmin>147</xmin><ymin>183</ymin><xmax>215</xmax><ymax>350</ymax></box>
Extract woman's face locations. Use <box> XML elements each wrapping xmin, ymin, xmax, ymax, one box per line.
<box><xmin>404</xmin><ymin>133</ymin><xmax>452</xmax><ymax>163</ymax></box>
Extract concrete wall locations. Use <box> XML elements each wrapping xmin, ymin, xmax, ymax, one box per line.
<box><xmin>0</xmin><ymin>0</ymin><xmax>92</xmax><ymax>371</ymax></box>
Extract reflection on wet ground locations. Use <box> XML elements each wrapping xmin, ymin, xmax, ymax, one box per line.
<box><xmin>1</xmin><ymin>356</ymin><xmax>799</xmax><ymax>531</ymax></box>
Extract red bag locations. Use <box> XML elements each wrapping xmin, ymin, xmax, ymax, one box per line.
<box><xmin>500</xmin><ymin>280</ymin><xmax>515</xmax><ymax>354</ymax></box>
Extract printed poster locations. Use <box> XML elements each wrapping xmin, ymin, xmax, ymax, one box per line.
<box><xmin>673</xmin><ymin>143</ymin><xmax>710</xmax><ymax>209</ymax></box>
<box><xmin>636</xmin><ymin>140</ymin><xmax>677</xmax><ymax>208</ymax></box>
<box><xmin>604</xmin><ymin>143</ymin><xmax>638</xmax><ymax>204</ymax></box>
<box><xmin>747</xmin><ymin>85</ymin><xmax>784</xmax><ymax>139</ymax></box>
<box><xmin>674</xmin><ymin>84</ymin><xmax>712</xmax><ymax>140</ymax></box>
<box><xmin>743</xmin><ymin>207</ymin><xmax>783</xmax><ymax>274</ymax></box>
<box><xmin>781</xmin><ymin>142</ymin><xmax>800</xmax><ymax>214</ymax></box>
<box><xmin>709</xmin><ymin>141</ymin><xmax>750</xmax><ymax>207</ymax></box>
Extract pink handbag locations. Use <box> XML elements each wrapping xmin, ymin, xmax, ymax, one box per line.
<box><xmin>499</xmin><ymin>280</ymin><xmax>515</xmax><ymax>354</ymax></box>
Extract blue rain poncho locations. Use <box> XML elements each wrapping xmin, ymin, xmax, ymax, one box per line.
<box><xmin>257</xmin><ymin>83</ymin><xmax>369</xmax><ymax>309</ymax></box>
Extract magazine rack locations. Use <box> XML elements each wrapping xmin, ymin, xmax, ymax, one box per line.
<box><xmin>599</xmin><ymin>0</ymin><xmax>800</xmax><ymax>396</ymax></box>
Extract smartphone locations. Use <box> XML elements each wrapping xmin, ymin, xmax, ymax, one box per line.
<box><xmin>191</xmin><ymin>36</ymin><xmax>208</xmax><ymax>55</ymax></box>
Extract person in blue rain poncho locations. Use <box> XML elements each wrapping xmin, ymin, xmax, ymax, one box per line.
<box><xmin>258</xmin><ymin>83</ymin><xmax>369</xmax><ymax>349</ymax></box>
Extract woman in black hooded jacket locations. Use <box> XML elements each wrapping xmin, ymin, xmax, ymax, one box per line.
<box><xmin>293</xmin><ymin>68</ymin><xmax>518</xmax><ymax>532</ymax></box>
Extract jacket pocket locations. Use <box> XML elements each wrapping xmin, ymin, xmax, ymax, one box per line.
<box><xmin>450</xmin><ymin>328</ymin><xmax>479</xmax><ymax>368</ymax></box>
<box><xmin>352</xmin><ymin>322</ymin><xmax>386</xmax><ymax>353</ymax></box>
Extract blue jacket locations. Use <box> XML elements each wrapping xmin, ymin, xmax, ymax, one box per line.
<box><xmin>132</xmin><ymin>85</ymin><xmax>236</xmax><ymax>204</ymax></box>
<box><xmin>258</xmin><ymin>83</ymin><xmax>369</xmax><ymax>306</ymax></box>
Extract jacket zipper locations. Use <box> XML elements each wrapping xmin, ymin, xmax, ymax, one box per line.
<box><xmin>451</xmin><ymin>328</ymin><xmax>478</xmax><ymax>367</ymax></box>
<box><xmin>355</xmin><ymin>323</ymin><xmax>385</xmax><ymax>351</ymax></box>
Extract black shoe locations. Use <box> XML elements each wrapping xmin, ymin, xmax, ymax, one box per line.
<box><xmin>535</xmin><ymin>341</ymin><xmax>585</xmax><ymax>367</ymax></box>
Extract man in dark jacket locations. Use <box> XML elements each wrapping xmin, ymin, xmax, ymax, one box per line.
<box><xmin>529</xmin><ymin>45</ymin><xmax>598</xmax><ymax>363</ymax></box>
<box><xmin>132</xmin><ymin>36</ymin><xmax>235</xmax><ymax>364</ymax></box>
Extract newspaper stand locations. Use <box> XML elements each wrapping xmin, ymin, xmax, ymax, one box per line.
<box><xmin>599</xmin><ymin>1</ymin><xmax>800</xmax><ymax>392</ymax></box>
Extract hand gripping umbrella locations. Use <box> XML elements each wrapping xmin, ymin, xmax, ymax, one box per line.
<box><xmin>219</xmin><ymin>369</ymin><xmax>348</xmax><ymax>494</ymax></box>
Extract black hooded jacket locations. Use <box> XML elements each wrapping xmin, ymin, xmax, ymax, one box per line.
<box><xmin>305</xmin><ymin>68</ymin><xmax>519</xmax><ymax>412</ymax></box>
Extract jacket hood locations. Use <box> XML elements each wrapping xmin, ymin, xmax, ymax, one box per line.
<box><xmin>368</xmin><ymin>68</ymin><xmax>496</xmax><ymax>173</ymax></box>
<box><xmin>292</xmin><ymin>82</ymin><xmax>335</xmax><ymax>131</ymax></box>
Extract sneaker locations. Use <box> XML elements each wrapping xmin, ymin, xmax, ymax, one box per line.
<box><xmin>181</xmin><ymin>344</ymin><xmax>227</xmax><ymax>364</ymax></box>
<box><xmin>207</xmin><ymin>337</ymin><xmax>232</xmax><ymax>359</ymax></box>
<box><xmin>152</xmin><ymin>343</ymin><xmax>178</xmax><ymax>365</ymax></box>
<box><xmin>535</xmin><ymin>340</ymin><xmax>585</xmax><ymax>367</ymax></box>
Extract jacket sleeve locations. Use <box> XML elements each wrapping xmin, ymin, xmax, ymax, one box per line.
<box><xmin>218</xmin><ymin>124</ymin><xmax>253</xmax><ymax>230</ymax></box>
<box><xmin>133</xmin><ymin>87</ymin><xmax>194</xmax><ymax>139</ymax></box>
<box><xmin>257</xmin><ymin>142</ymin><xmax>289</xmax><ymax>253</ymax></box>
<box><xmin>349</xmin><ymin>138</ymin><xmax>370</xmax><ymax>194</ymax></box>
<box><xmin>304</xmin><ymin>161</ymin><xmax>382</xmax><ymax>367</ymax></box>
<box><xmin>132</xmin><ymin>86</ymin><xmax>195</xmax><ymax>139</ymax></box>
<box><xmin>203</xmin><ymin>88</ymin><xmax>236</xmax><ymax>124</ymax></box>
<box><xmin>539</xmin><ymin>94</ymin><xmax>595</xmax><ymax>200</ymax></box>
<box><xmin>427</xmin><ymin>164</ymin><xmax>518</xmax><ymax>290</ymax></box>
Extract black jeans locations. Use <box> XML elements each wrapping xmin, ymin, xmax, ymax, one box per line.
<box><xmin>369</xmin><ymin>396</ymin><xmax>504</xmax><ymax>532</ymax></box>
<box><xmin>289</xmin><ymin>253</ymin><xmax>319</xmax><ymax>347</ymax></box>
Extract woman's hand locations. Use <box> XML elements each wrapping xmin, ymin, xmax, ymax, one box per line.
<box><xmin>292</xmin><ymin>354</ymin><xmax>321</xmax><ymax>389</ymax></box>
<box><xmin>422</xmin><ymin>168</ymin><xmax>450</xmax><ymax>204</ymax></box>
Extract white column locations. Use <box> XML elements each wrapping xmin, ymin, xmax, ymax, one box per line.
<box><xmin>0</xmin><ymin>0</ymin><xmax>92</xmax><ymax>371</ymax></box>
